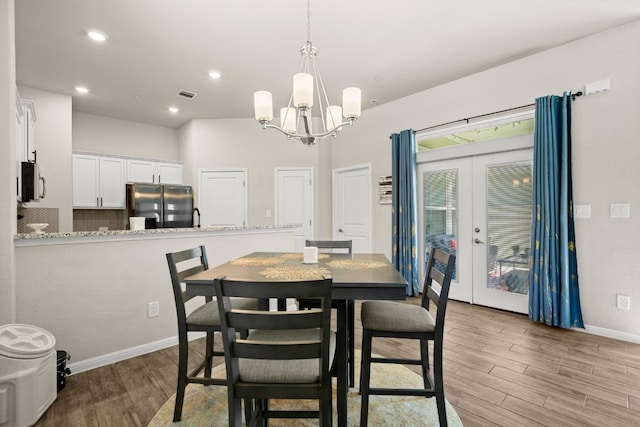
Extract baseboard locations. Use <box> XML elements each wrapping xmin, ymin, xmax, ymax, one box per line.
<box><xmin>68</xmin><ymin>323</ymin><xmax>640</xmax><ymax>375</ymax></box>
<box><xmin>576</xmin><ymin>324</ymin><xmax>640</xmax><ymax>344</ymax></box>
<box><xmin>67</xmin><ymin>332</ymin><xmax>206</xmax><ymax>375</ymax></box>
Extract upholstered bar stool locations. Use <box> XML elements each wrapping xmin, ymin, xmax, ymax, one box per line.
<box><xmin>299</xmin><ymin>239</ymin><xmax>356</xmax><ymax>387</ymax></box>
<box><xmin>165</xmin><ymin>245</ymin><xmax>256</xmax><ymax>422</ymax></box>
<box><xmin>359</xmin><ymin>247</ymin><xmax>456</xmax><ymax>427</ymax></box>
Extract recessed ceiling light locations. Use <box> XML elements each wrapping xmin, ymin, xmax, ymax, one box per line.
<box><xmin>75</xmin><ymin>86</ymin><xmax>89</xmax><ymax>94</ymax></box>
<box><xmin>168</xmin><ymin>107</ymin><xmax>179</xmax><ymax>114</ymax></box>
<box><xmin>208</xmin><ymin>70</ymin><xmax>222</xmax><ymax>79</ymax></box>
<box><xmin>87</xmin><ymin>30</ymin><xmax>107</xmax><ymax>42</ymax></box>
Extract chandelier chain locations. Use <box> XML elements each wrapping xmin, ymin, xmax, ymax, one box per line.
<box><xmin>306</xmin><ymin>0</ymin><xmax>311</xmax><ymax>42</ymax></box>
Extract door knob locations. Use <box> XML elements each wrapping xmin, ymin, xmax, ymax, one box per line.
<box><xmin>474</xmin><ymin>238</ymin><xmax>484</xmax><ymax>244</ymax></box>
<box><xmin>474</xmin><ymin>227</ymin><xmax>480</xmax><ymax>233</ymax></box>
<box><xmin>338</xmin><ymin>228</ymin><xmax>344</xmax><ymax>232</ymax></box>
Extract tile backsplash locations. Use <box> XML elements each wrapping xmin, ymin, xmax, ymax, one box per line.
<box><xmin>17</xmin><ymin>207</ymin><xmax>59</xmax><ymax>233</ymax></box>
<box><xmin>73</xmin><ymin>209</ymin><xmax>128</xmax><ymax>231</ymax></box>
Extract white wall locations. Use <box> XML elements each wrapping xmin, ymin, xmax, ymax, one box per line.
<box><xmin>179</xmin><ymin>118</ymin><xmax>332</xmax><ymax>232</ymax></box>
<box><xmin>18</xmin><ymin>86</ymin><xmax>73</xmax><ymax>231</ymax></box>
<box><xmin>0</xmin><ymin>0</ymin><xmax>16</xmax><ymax>325</ymax></box>
<box><xmin>16</xmin><ymin>229</ymin><xmax>295</xmax><ymax>365</ymax></box>
<box><xmin>73</xmin><ymin>111</ymin><xmax>179</xmax><ymax>160</ymax></box>
<box><xmin>333</xmin><ymin>21</ymin><xmax>640</xmax><ymax>338</ymax></box>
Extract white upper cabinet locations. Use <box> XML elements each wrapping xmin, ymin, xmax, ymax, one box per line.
<box><xmin>126</xmin><ymin>159</ymin><xmax>183</xmax><ymax>184</ymax></box>
<box><xmin>157</xmin><ymin>162</ymin><xmax>183</xmax><ymax>184</ymax></box>
<box><xmin>73</xmin><ymin>154</ymin><xmax>125</xmax><ymax>208</ymax></box>
<box><xmin>16</xmin><ymin>90</ymin><xmax>36</xmax><ymax>201</ymax></box>
<box><xmin>126</xmin><ymin>159</ymin><xmax>156</xmax><ymax>183</ymax></box>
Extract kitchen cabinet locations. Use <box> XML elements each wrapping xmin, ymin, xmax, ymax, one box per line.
<box><xmin>73</xmin><ymin>154</ymin><xmax>126</xmax><ymax>208</ymax></box>
<box><xmin>16</xmin><ymin>90</ymin><xmax>36</xmax><ymax>201</ymax></box>
<box><xmin>17</xmin><ymin>98</ymin><xmax>36</xmax><ymax>163</ymax></box>
<box><xmin>126</xmin><ymin>159</ymin><xmax>183</xmax><ymax>184</ymax></box>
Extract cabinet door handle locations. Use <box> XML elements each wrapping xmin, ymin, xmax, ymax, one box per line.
<box><xmin>100</xmin><ymin>197</ymin><xmax>103</xmax><ymax>207</ymax></box>
<box><xmin>97</xmin><ymin>197</ymin><xmax>99</xmax><ymax>206</ymax></box>
<box><xmin>158</xmin><ymin>175</ymin><xmax>161</xmax><ymax>183</ymax></box>
<box><xmin>40</xmin><ymin>176</ymin><xmax>46</xmax><ymax>199</ymax></box>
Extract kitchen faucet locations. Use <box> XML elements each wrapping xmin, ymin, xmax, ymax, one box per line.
<box><xmin>193</xmin><ymin>207</ymin><xmax>201</xmax><ymax>228</ymax></box>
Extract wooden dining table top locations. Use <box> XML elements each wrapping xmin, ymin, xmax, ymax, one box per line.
<box><xmin>183</xmin><ymin>251</ymin><xmax>408</xmax><ymax>301</ymax></box>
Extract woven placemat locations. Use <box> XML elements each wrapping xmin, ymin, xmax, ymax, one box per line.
<box><xmin>259</xmin><ymin>264</ymin><xmax>331</xmax><ymax>280</ymax></box>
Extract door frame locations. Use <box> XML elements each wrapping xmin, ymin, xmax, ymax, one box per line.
<box><xmin>332</xmin><ymin>163</ymin><xmax>372</xmax><ymax>253</ymax></box>
<box><xmin>197</xmin><ymin>167</ymin><xmax>248</xmax><ymax>227</ymax></box>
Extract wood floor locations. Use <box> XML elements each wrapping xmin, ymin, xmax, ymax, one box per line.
<box><xmin>36</xmin><ymin>298</ymin><xmax>640</xmax><ymax>426</ymax></box>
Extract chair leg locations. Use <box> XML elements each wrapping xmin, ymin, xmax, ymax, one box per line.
<box><xmin>321</xmin><ymin>384</ymin><xmax>333</xmax><ymax>427</ymax></box>
<box><xmin>348</xmin><ymin>300</ymin><xmax>355</xmax><ymax>388</ymax></box>
<box><xmin>204</xmin><ymin>331</ymin><xmax>214</xmax><ymax>378</ymax></box>
<box><xmin>173</xmin><ymin>337</ymin><xmax>188</xmax><ymax>422</ymax></box>
<box><xmin>419</xmin><ymin>339</ymin><xmax>432</xmax><ymax>390</ymax></box>
<box><xmin>359</xmin><ymin>328</ymin><xmax>373</xmax><ymax>427</ymax></box>
<box><xmin>434</xmin><ymin>340</ymin><xmax>448</xmax><ymax>427</ymax></box>
<box><xmin>228</xmin><ymin>393</ymin><xmax>243</xmax><ymax>427</ymax></box>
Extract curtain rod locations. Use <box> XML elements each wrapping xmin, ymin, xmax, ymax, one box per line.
<box><xmin>415</xmin><ymin>91</ymin><xmax>583</xmax><ymax>134</ymax></box>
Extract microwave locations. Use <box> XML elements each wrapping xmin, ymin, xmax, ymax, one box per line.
<box><xmin>21</xmin><ymin>162</ymin><xmax>46</xmax><ymax>202</ymax></box>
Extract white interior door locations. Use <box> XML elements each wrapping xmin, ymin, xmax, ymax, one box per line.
<box><xmin>418</xmin><ymin>148</ymin><xmax>532</xmax><ymax>314</ymax></box>
<box><xmin>275</xmin><ymin>168</ymin><xmax>313</xmax><ymax>251</ymax></box>
<box><xmin>199</xmin><ymin>169</ymin><xmax>247</xmax><ymax>227</ymax></box>
<box><xmin>333</xmin><ymin>164</ymin><xmax>372</xmax><ymax>253</ymax></box>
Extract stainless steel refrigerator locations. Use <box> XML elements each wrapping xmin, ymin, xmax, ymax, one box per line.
<box><xmin>126</xmin><ymin>183</ymin><xmax>194</xmax><ymax>228</ymax></box>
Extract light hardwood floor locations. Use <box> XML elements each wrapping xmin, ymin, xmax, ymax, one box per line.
<box><xmin>36</xmin><ymin>299</ymin><xmax>640</xmax><ymax>426</ymax></box>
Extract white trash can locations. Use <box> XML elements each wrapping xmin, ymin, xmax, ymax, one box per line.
<box><xmin>0</xmin><ymin>324</ymin><xmax>57</xmax><ymax>427</ymax></box>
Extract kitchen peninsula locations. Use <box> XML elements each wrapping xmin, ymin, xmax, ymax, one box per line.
<box><xmin>14</xmin><ymin>225</ymin><xmax>297</xmax><ymax>373</ymax></box>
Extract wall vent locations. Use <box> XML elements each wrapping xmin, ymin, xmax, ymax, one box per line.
<box><xmin>177</xmin><ymin>90</ymin><xmax>198</xmax><ymax>99</ymax></box>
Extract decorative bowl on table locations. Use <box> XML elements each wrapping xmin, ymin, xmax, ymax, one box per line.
<box><xmin>26</xmin><ymin>223</ymin><xmax>49</xmax><ymax>234</ymax></box>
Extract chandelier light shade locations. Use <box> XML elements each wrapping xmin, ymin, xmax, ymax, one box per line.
<box><xmin>253</xmin><ymin>0</ymin><xmax>361</xmax><ymax>146</ymax></box>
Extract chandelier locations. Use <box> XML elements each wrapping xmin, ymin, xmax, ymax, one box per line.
<box><xmin>253</xmin><ymin>0</ymin><xmax>361</xmax><ymax>146</ymax></box>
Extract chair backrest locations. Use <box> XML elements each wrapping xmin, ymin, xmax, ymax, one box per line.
<box><xmin>215</xmin><ymin>277</ymin><xmax>333</xmax><ymax>387</ymax></box>
<box><xmin>166</xmin><ymin>246</ymin><xmax>210</xmax><ymax>329</ymax></box>
<box><xmin>422</xmin><ymin>247</ymin><xmax>456</xmax><ymax>338</ymax></box>
<box><xmin>305</xmin><ymin>239</ymin><xmax>352</xmax><ymax>254</ymax></box>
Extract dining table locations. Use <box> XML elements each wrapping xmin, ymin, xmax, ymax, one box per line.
<box><xmin>183</xmin><ymin>251</ymin><xmax>408</xmax><ymax>427</ymax></box>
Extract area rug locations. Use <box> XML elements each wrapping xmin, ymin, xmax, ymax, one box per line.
<box><xmin>148</xmin><ymin>351</ymin><xmax>463</xmax><ymax>426</ymax></box>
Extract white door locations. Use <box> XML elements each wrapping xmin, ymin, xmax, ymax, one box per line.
<box><xmin>275</xmin><ymin>168</ymin><xmax>313</xmax><ymax>251</ymax></box>
<box><xmin>199</xmin><ymin>169</ymin><xmax>247</xmax><ymax>227</ymax></box>
<box><xmin>333</xmin><ymin>164</ymin><xmax>372</xmax><ymax>253</ymax></box>
<box><xmin>418</xmin><ymin>149</ymin><xmax>532</xmax><ymax>314</ymax></box>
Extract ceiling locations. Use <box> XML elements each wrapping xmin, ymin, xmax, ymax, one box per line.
<box><xmin>15</xmin><ymin>0</ymin><xmax>640</xmax><ymax>129</ymax></box>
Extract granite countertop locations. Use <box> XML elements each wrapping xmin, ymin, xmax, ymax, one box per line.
<box><xmin>15</xmin><ymin>224</ymin><xmax>299</xmax><ymax>240</ymax></box>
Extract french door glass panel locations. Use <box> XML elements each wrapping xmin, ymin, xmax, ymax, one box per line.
<box><xmin>419</xmin><ymin>148</ymin><xmax>532</xmax><ymax>313</ymax></box>
<box><xmin>472</xmin><ymin>151</ymin><xmax>532</xmax><ymax>313</ymax></box>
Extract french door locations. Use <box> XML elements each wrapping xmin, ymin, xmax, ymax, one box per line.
<box><xmin>418</xmin><ymin>149</ymin><xmax>533</xmax><ymax>314</ymax></box>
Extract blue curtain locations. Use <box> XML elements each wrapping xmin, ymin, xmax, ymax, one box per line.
<box><xmin>529</xmin><ymin>93</ymin><xmax>584</xmax><ymax>328</ymax></box>
<box><xmin>391</xmin><ymin>129</ymin><xmax>420</xmax><ymax>296</ymax></box>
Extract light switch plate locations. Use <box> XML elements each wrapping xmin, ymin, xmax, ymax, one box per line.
<box><xmin>574</xmin><ymin>204</ymin><xmax>591</xmax><ymax>219</ymax></box>
<box><xmin>610</xmin><ymin>203</ymin><xmax>630</xmax><ymax>218</ymax></box>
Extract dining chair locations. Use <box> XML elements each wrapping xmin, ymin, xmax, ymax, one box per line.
<box><xmin>215</xmin><ymin>276</ymin><xmax>335</xmax><ymax>427</ymax></box>
<box><xmin>165</xmin><ymin>245</ymin><xmax>256</xmax><ymax>422</ymax></box>
<box><xmin>359</xmin><ymin>247</ymin><xmax>456</xmax><ymax>427</ymax></box>
<box><xmin>300</xmin><ymin>239</ymin><xmax>356</xmax><ymax>387</ymax></box>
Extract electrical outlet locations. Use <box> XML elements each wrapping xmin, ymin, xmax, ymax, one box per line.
<box><xmin>148</xmin><ymin>301</ymin><xmax>160</xmax><ymax>318</ymax></box>
<box><xmin>616</xmin><ymin>294</ymin><xmax>630</xmax><ymax>311</ymax></box>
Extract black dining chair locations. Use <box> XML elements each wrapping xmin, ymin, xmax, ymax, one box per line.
<box><xmin>299</xmin><ymin>239</ymin><xmax>356</xmax><ymax>387</ymax></box>
<box><xmin>215</xmin><ymin>276</ymin><xmax>335</xmax><ymax>426</ymax></box>
<box><xmin>359</xmin><ymin>247</ymin><xmax>456</xmax><ymax>427</ymax></box>
<box><xmin>165</xmin><ymin>246</ymin><xmax>256</xmax><ymax>422</ymax></box>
